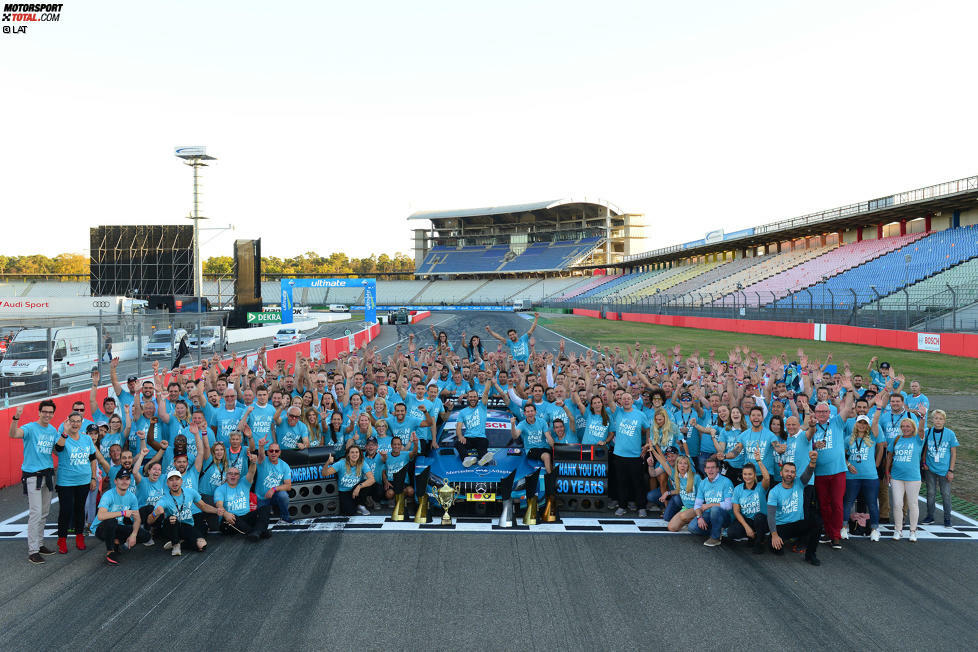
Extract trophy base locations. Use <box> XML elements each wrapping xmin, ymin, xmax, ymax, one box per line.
<box><xmin>440</xmin><ymin>511</ymin><xmax>453</xmax><ymax>526</ymax></box>
<box><xmin>391</xmin><ymin>493</ymin><xmax>406</xmax><ymax>522</ymax></box>
<box><xmin>542</xmin><ymin>496</ymin><xmax>559</xmax><ymax>523</ymax></box>
<box><xmin>523</xmin><ymin>496</ymin><xmax>538</xmax><ymax>526</ymax></box>
<box><xmin>413</xmin><ymin>495</ymin><xmax>430</xmax><ymax>524</ymax></box>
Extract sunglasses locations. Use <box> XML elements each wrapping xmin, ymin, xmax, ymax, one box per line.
<box><xmin>268</xmin><ymin>449</ymin><xmax>281</xmax><ymax>453</ymax></box>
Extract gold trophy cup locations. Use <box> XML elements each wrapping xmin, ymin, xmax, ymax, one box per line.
<box><xmin>391</xmin><ymin>492</ymin><xmax>406</xmax><ymax>522</ymax></box>
<box><xmin>436</xmin><ymin>482</ymin><xmax>457</xmax><ymax>526</ymax></box>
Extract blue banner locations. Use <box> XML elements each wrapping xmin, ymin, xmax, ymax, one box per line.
<box><xmin>363</xmin><ymin>305</ymin><xmax>515</xmax><ymax>312</ymax></box>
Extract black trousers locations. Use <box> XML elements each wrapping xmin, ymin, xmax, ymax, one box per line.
<box><xmin>219</xmin><ymin>505</ymin><xmax>271</xmax><ymax>536</ymax></box>
<box><xmin>95</xmin><ymin>518</ymin><xmax>150</xmax><ymax>551</ymax></box>
<box><xmin>772</xmin><ymin>518</ymin><xmax>820</xmax><ymax>559</ymax></box>
<box><xmin>728</xmin><ymin>512</ymin><xmax>768</xmax><ymax>548</ymax></box>
<box><xmin>339</xmin><ymin>490</ymin><xmax>365</xmax><ymax>516</ymax></box>
<box><xmin>611</xmin><ymin>454</ymin><xmax>646</xmax><ymax>506</ymax></box>
<box><xmin>57</xmin><ymin>484</ymin><xmax>90</xmax><ymax>537</ymax></box>
<box><xmin>455</xmin><ymin>436</ymin><xmax>488</xmax><ymax>461</ymax></box>
<box><xmin>161</xmin><ymin>518</ymin><xmax>203</xmax><ymax>547</ymax></box>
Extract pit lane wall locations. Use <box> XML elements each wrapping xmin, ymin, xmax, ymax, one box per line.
<box><xmin>0</xmin><ymin>322</ymin><xmax>380</xmax><ymax>490</ymax></box>
<box><xmin>571</xmin><ymin>310</ymin><xmax>978</xmax><ymax>359</ymax></box>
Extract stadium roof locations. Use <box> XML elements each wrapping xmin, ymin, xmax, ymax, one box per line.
<box><xmin>408</xmin><ymin>198</ymin><xmax>623</xmax><ymax>221</ymax></box>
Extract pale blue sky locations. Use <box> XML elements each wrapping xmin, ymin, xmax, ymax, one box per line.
<box><xmin>2</xmin><ymin>1</ymin><xmax>976</xmax><ymax>259</ymax></box>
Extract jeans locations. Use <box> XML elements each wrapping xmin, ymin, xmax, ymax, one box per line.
<box><xmin>924</xmin><ymin>469</ymin><xmax>952</xmax><ymax>522</ymax></box>
<box><xmin>687</xmin><ymin>506</ymin><xmax>731</xmax><ymax>539</ymax></box>
<box><xmin>260</xmin><ymin>490</ymin><xmax>292</xmax><ymax>522</ymax></box>
<box><xmin>815</xmin><ymin>472</ymin><xmax>846</xmax><ymax>540</ymax></box>
<box><xmin>843</xmin><ymin>478</ymin><xmax>880</xmax><ymax>528</ymax></box>
<box><xmin>663</xmin><ymin>495</ymin><xmax>683</xmax><ymax>522</ymax></box>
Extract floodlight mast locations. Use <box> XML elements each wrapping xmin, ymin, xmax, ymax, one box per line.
<box><xmin>175</xmin><ymin>146</ymin><xmax>217</xmax><ymax>302</ymax></box>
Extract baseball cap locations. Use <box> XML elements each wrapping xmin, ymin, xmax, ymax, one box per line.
<box><xmin>366</xmin><ymin>435</ymin><xmax>378</xmax><ymax>444</ymax></box>
<box><xmin>680</xmin><ymin>392</ymin><xmax>693</xmax><ymax>401</ymax></box>
<box><xmin>664</xmin><ymin>445</ymin><xmax>679</xmax><ymax>455</ymax></box>
<box><xmin>855</xmin><ymin>415</ymin><xmax>871</xmax><ymax>424</ymax></box>
<box><xmin>86</xmin><ymin>424</ymin><xmax>99</xmax><ymax>434</ymax></box>
<box><xmin>127</xmin><ymin>375</ymin><xmax>138</xmax><ymax>382</ymax></box>
<box><xmin>879</xmin><ymin>361</ymin><xmax>890</xmax><ymax>369</ymax></box>
<box><xmin>115</xmin><ymin>469</ymin><xmax>132</xmax><ymax>480</ymax></box>
<box><xmin>166</xmin><ymin>469</ymin><xmax>182</xmax><ymax>479</ymax></box>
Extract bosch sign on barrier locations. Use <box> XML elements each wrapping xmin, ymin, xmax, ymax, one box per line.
<box><xmin>917</xmin><ymin>332</ymin><xmax>941</xmax><ymax>352</ymax></box>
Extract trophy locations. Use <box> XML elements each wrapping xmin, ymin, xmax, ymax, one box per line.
<box><xmin>436</xmin><ymin>481</ymin><xmax>457</xmax><ymax>526</ymax></box>
<box><xmin>391</xmin><ymin>467</ymin><xmax>407</xmax><ymax>522</ymax></box>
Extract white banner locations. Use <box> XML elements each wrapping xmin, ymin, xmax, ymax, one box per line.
<box><xmin>917</xmin><ymin>333</ymin><xmax>941</xmax><ymax>352</ymax></box>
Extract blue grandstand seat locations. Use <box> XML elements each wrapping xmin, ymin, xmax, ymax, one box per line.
<box><xmin>416</xmin><ymin>237</ymin><xmax>602</xmax><ymax>275</ymax></box>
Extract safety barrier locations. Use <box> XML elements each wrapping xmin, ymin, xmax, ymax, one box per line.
<box><xmin>0</xmin><ymin>322</ymin><xmax>381</xmax><ymax>490</ymax></box>
<box><xmin>568</xmin><ymin>309</ymin><xmax>978</xmax><ymax>359</ymax></box>
<box><xmin>409</xmin><ymin>311</ymin><xmax>431</xmax><ymax>323</ymax></box>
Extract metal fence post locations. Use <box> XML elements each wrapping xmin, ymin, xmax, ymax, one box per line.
<box><xmin>46</xmin><ymin>327</ymin><xmax>54</xmax><ymax>395</ymax></box>
<box><xmin>197</xmin><ymin>313</ymin><xmax>203</xmax><ymax>366</ymax></box>
<box><xmin>169</xmin><ymin>318</ymin><xmax>175</xmax><ymax>370</ymax></box>
<box><xmin>136</xmin><ymin>322</ymin><xmax>143</xmax><ymax>379</ymax></box>
<box><xmin>901</xmin><ymin>288</ymin><xmax>910</xmax><ymax>330</ymax></box>
<box><xmin>947</xmin><ymin>284</ymin><xmax>957</xmax><ymax>332</ymax></box>
<box><xmin>825</xmin><ymin>289</ymin><xmax>833</xmax><ymax>325</ymax></box>
<box><xmin>849</xmin><ymin>289</ymin><xmax>858</xmax><ymax>326</ymax></box>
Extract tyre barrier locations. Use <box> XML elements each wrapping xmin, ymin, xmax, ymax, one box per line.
<box><xmin>561</xmin><ymin>495</ymin><xmax>607</xmax><ymax>511</ymax></box>
<box><xmin>288</xmin><ymin>497</ymin><xmax>340</xmax><ymax>518</ymax></box>
<box><xmin>287</xmin><ymin>477</ymin><xmax>339</xmax><ymax>518</ymax></box>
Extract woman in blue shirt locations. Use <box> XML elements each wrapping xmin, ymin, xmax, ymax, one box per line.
<box><xmin>53</xmin><ymin>413</ymin><xmax>97</xmax><ymax>554</ymax></box>
<box><xmin>649</xmin><ymin>445</ymin><xmax>699</xmax><ymax>532</ymax></box>
<box><xmin>885</xmin><ymin>416</ymin><xmax>927</xmax><ymax>541</ymax></box>
<box><xmin>842</xmin><ymin>413</ymin><xmax>885</xmax><ymax>542</ymax></box>
<box><xmin>717</xmin><ymin>407</ymin><xmax>747</xmax><ymax>485</ymax></box>
<box><xmin>322</xmin><ymin>446</ymin><xmax>376</xmax><ymax>516</ymax></box>
<box><xmin>572</xmin><ymin>394</ymin><xmax>613</xmax><ymax>446</ymax></box>
<box><xmin>729</xmin><ymin>449</ymin><xmax>772</xmax><ymax>553</ymax></box>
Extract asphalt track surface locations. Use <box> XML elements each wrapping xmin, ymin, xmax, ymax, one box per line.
<box><xmin>1</xmin><ymin>312</ymin><xmax>976</xmax><ymax>651</ymax></box>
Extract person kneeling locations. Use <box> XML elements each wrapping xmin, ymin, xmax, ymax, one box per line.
<box><xmin>728</xmin><ymin>450</ymin><xmax>772</xmax><ymax>554</ymax></box>
<box><xmin>323</xmin><ymin>446</ymin><xmax>376</xmax><ymax>516</ymax></box>
<box><xmin>216</xmin><ymin>455</ymin><xmax>271</xmax><ymax>542</ymax></box>
<box><xmin>149</xmin><ymin>469</ymin><xmax>219</xmax><ymax>557</ymax></box>
<box><xmin>768</xmin><ymin>451</ymin><xmax>822</xmax><ymax>566</ymax></box>
<box><xmin>92</xmin><ymin>469</ymin><xmax>150</xmax><ymax>565</ymax></box>
<box><xmin>687</xmin><ymin>457</ymin><xmax>734</xmax><ymax>547</ymax></box>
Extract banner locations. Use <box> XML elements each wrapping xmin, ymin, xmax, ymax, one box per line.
<box><xmin>917</xmin><ymin>333</ymin><xmax>941</xmax><ymax>352</ymax></box>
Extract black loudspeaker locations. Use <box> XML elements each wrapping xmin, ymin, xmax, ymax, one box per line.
<box><xmin>90</xmin><ymin>225</ymin><xmax>194</xmax><ymax>296</ymax></box>
<box><xmin>229</xmin><ymin>238</ymin><xmax>262</xmax><ymax>328</ymax></box>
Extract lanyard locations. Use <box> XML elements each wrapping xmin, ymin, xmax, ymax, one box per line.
<box><xmin>929</xmin><ymin>428</ymin><xmax>944</xmax><ymax>452</ymax></box>
<box><xmin>816</xmin><ymin>423</ymin><xmax>830</xmax><ymax>443</ymax></box>
<box><xmin>678</xmin><ymin>410</ymin><xmax>693</xmax><ymax>428</ymax></box>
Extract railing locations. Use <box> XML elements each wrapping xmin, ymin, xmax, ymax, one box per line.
<box><xmin>623</xmin><ymin>174</ymin><xmax>978</xmax><ymax>264</ymax></box>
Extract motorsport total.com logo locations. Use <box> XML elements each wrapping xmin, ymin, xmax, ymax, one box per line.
<box><xmin>2</xmin><ymin>3</ymin><xmax>62</xmax><ymax>35</ymax></box>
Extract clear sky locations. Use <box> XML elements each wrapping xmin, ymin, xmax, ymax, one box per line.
<box><xmin>2</xmin><ymin>0</ymin><xmax>976</xmax><ymax>260</ymax></box>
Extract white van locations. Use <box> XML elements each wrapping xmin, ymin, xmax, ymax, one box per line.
<box><xmin>513</xmin><ymin>298</ymin><xmax>532</xmax><ymax>311</ymax></box>
<box><xmin>0</xmin><ymin>326</ymin><xmax>98</xmax><ymax>393</ymax></box>
<box><xmin>328</xmin><ymin>304</ymin><xmax>349</xmax><ymax>313</ymax></box>
<box><xmin>143</xmin><ymin>328</ymin><xmax>189</xmax><ymax>360</ymax></box>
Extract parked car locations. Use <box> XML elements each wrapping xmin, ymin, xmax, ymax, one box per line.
<box><xmin>143</xmin><ymin>328</ymin><xmax>189</xmax><ymax>360</ymax></box>
<box><xmin>188</xmin><ymin>326</ymin><xmax>224</xmax><ymax>353</ymax></box>
<box><xmin>272</xmin><ymin>327</ymin><xmax>302</xmax><ymax>347</ymax></box>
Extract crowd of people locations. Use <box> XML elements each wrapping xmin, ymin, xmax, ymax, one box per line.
<box><xmin>9</xmin><ymin>312</ymin><xmax>959</xmax><ymax>568</ymax></box>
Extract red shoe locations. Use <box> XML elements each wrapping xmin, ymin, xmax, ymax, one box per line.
<box><xmin>57</xmin><ymin>537</ymin><xmax>68</xmax><ymax>554</ymax></box>
<box><xmin>75</xmin><ymin>534</ymin><xmax>86</xmax><ymax>551</ymax></box>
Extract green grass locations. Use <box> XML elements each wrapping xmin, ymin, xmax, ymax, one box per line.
<box><xmin>541</xmin><ymin>315</ymin><xmax>978</xmax><ymax>505</ymax></box>
<box><xmin>539</xmin><ymin>316</ymin><xmax>978</xmax><ymax>395</ymax></box>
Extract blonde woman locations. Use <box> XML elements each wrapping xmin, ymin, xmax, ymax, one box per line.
<box><xmin>922</xmin><ymin>409</ymin><xmax>958</xmax><ymax>528</ymax></box>
<box><xmin>885</xmin><ymin>417</ymin><xmax>927</xmax><ymax>541</ymax></box>
<box><xmin>650</xmin><ymin>445</ymin><xmax>699</xmax><ymax>532</ymax></box>
<box><xmin>649</xmin><ymin>408</ymin><xmax>678</xmax><ymax>449</ymax></box>
<box><xmin>303</xmin><ymin>408</ymin><xmax>323</xmax><ymax>447</ymax></box>
<box><xmin>842</xmin><ymin>412</ymin><xmax>884</xmax><ymax>541</ymax></box>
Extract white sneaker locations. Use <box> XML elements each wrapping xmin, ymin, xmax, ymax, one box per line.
<box><xmin>477</xmin><ymin>452</ymin><xmax>495</xmax><ymax>466</ymax></box>
<box><xmin>892</xmin><ymin>530</ymin><xmax>901</xmax><ymax>541</ymax></box>
<box><xmin>143</xmin><ymin>538</ymin><xmax>155</xmax><ymax>547</ymax></box>
<box><xmin>870</xmin><ymin>529</ymin><xmax>880</xmax><ymax>542</ymax></box>
<box><xmin>357</xmin><ymin>505</ymin><xmax>370</xmax><ymax>516</ymax></box>
<box><xmin>462</xmin><ymin>456</ymin><xmax>477</xmax><ymax>467</ymax></box>
<box><xmin>614</xmin><ymin>507</ymin><xmax>627</xmax><ymax>517</ymax></box>
<box><xmin>638</xmin><ymin>509</ymin><xmax>648</xmax><ymax>518</ymax></box>
<box><xmin>607</xmin><ymin>501</ymin><xmax>619</xmax><ymax>510</ymax></box>
<box><xmin>909</xmin><ymin>530</ymin><xmax>917</xmax><ymax>542</ymax></box>
<box><xmin>840</xmin><ymin>525</ymin><xmax>849</xmax><ymax>540</ymax></box>
<box><xmin>163</xmin><ymin>541</ymin><xmax>173</xmax><ymax>551</ymax></box>
<box><xmin>627</xmin><ymin>502</ymin><xmax>638</xmax><ymax>511</ymax></box>
<box><xmin>171</xmin><ymin>543</ymin><xmax>182</xmax><ymax>556</ymax></box>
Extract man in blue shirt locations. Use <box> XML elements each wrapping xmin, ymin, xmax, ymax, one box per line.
<box><xmin>809</xmin><ymin>384</ymin><xmax>854</xmax><ymax>550</ymax></box>
<box><xmin>687</xmin><ymin>457</ymin><xmax>734</xmax><ymax>546</ymax></box>
<box><xmin>215</xmin><ymin>460</ymin><xmax>271</xmax><ymax>541</ymax></box>
<box><xmin>767</xmin><ymin>451</ymin><xmax>821</xmax><ymax>566</ymax></box>
<box><xmin>10</xmin><ymin>401</ymin><xmax>60</xmax><ymax>563</ymax></box>
<box><xmin>452</xmin><ymin>384</ymin><xmax>493</xmax><ymax>467</ymax></box>
<box><xmin>91</xmin><ymin>469</ymin><xmax>149</xmax><ymax>565</ymax></box>
<box><xmin>609</xmin><ymin>392</ymin><xmax>650</xmax><ymax>516</ymax></box>
<box><xmin>256</xmin><ymin>441</ymin><xmax>293</xmax><ymax>523</ymax></box>
<box><xmin>485</xmin><ymin>312</ymin><xmax>539</xmax><ymax>362</ymax></box>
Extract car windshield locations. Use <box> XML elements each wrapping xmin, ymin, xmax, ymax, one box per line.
<box><xmin>277</xmin><ymin>329</ymin><xmax>295</xmax><ymax>335</ymax></box>
<box><xmin>149</xmin><ymin>332</ymin><xmax>173</xmax><ymax>343</ymax></box>
<box><xmin>4</xmin><ymin>340</ymin><xmax>48</xmax><ymax>360</ymax></box>
<box><xmin>192</xmin><ymin>328</ymin><xmax>218</xmax><ymax>338</ymax></box>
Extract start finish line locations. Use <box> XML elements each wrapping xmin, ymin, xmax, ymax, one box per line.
<box><xmin>280</xmin><ymin>278</ymin><xmax>377</xmax><ymax>324</ymax></box>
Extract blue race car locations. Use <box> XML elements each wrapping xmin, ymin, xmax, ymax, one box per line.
<box><xmin>414</xmin><ymin>399</ymin><xmax>544</xmax><ymax>506</ymax></box>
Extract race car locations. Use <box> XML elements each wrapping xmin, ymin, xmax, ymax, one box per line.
<box><xmin>414</xmin><ymin>397</ymin><xmax>545</xmax><ymax>507</ymax></box>
<box><xmin>387</xmin><ymin>307</ymin><xmax>410</xmax><ymax>325</ymax></box>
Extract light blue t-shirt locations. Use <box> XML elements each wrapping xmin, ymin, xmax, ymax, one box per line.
<box><xmin>386</xmin><ymin>415</ymin><xmax>424</xmax><ymax>443</ymax></box>
<box><xmin>20</xmin><ymin>421</ymin><xmax>58</xmax><ymax>473</ymax></box>
<box><xmin>879</xmin><ymin>410</ymin><xmax>918</xmax><ymax>445</ymax></box>
<box><xmin>670</xmin><ymin>472</ymin><xmax>699</xmax><ymax>509</ymax></box>
<box><xmin>384</xmin><ymin>450</ymin><xmax>412</xmax><ymax>479</ymax></box>
<box><xmin>159</xmin><ymin>487</ymin><xmax>202</xmax><ymax>525</ymax></box>
<box><xmin>198</xmin><ymin>460</ymin><xmax>229</xmax><ymax>496</ymax></box>
<box><xmin>779</xmin><ymin>433</ymin><xmax>814</xmax><ymax>487</ymax></box>
<box><xmin>694</xmin><ymin>474</ymin><xmax>733</xmax><ymax>508</ymax></box>
<box><xmin>55</xmin><ymin>434</ymin><xmax>96</xmax><ymax>486</ymax></box>
<box><xmin>276</xmin><ymin>420</ymin><xmax>309</xmax><ymax>450</ymax></box>
<box><xmin>722</xmin><ymin>428</ymin><xmax>745</xmax><ymax>468</ymax></box>
<box><xmin>212</xmin><ymin>406</ymin><xmax>245</xmax><ymax>448</ymax></box>
<box><xmin>888</xmin><ymin>436</ymin><xmax>925</xmax><ymax>482</ymax></box>
<box><xmin>90</xmin><ymin>489</ymin><xmax>139</xmax><ymax>533</ymax></box>
<box><xmin>214</xmin><ymin>482</ymin><xmax>251</xmax><ymax>516</ymax></box>
<box><xmin>738</xmin><ymin>428</ymin><xmax>777</xmax><ymax>474</ymax></box>
<box><xmin>845</xmin><ymin>433</ymin><xmax>882</xmax><ymax>480</ymax></box>
<box><xmin>924</xmin><ymin>428</ymin><xmax>958</xmax><ymax>476</ymax></box>
<box><xmin>516</xmin><ymin>418</ymin><xmax>549</xmax><ymax>450</ymax></box>
<box><xmin>768</xmin><ymin>481</ymin><xmax>806</xmax><ymax>526</ymax></box>
<box><xmin>581</xmin><ymin>411</ymin><xmax>612</xmax><ymax>445</ymax></box>
<box><xmin>733</xmin><ymin>482</ymin><xmax>767</xmax><ymax>519</ymax></box>
<box><xmin>505</xmin><ymin>334</ymin><xmax>531</xmax><ymax>361</ymax></box>
<box><xmin>330</xmin><ymin>459</ymin><xmax>367</xmax><ymax>491</ymax></box>
<box><xmin>98</xmin><ymin>432</ymin><xmax>125</xmax><ymax>458</ymax></box>
<box><xmin>256</xmin><ymin>458</ymin><xmax>291</xmax><ymax>497</ymax></box>
<box><xmin>671</xmin><ymin>409</ymin><xmax>700</xmax><ymax>457</ymax></box>
<box><xmin>136</xmin><ymin>476</ymin><xmax>167</xmax><ymax>508</ymax></box>
<box><xmin>247</xmin><ymin>404</ymin><xmax>277</xmax><ymax>449</ymax></box>
<box><xmin>457</xmin><ymin>403</ymin><xmax>488</xmax><ymax>439</ymax></box>
<box><xmin>363</xmin><ymin>453</ymin><xmax>385</xmax><ymax>487</ymax></box>
<box><xmin>812</xmin><ymin>416</ymin><xmax>847</xmax><ymax>476</ymax></box>
<box><xmin>612</xmin><ymin>408</ymin><xmax>650</xmax><ymax>458</ymax></box>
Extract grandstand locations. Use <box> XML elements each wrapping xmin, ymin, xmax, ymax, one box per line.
<box><xmin>410</xmin><ymin>199</ymin><xmax>646</xmax><ymax>277</ymax></box>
